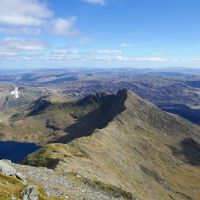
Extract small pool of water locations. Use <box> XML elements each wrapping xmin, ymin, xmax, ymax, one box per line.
<box><xmin>0</xmin><ymin>141</ymin><xmax>40</xmax><ymax>163</ymax></box>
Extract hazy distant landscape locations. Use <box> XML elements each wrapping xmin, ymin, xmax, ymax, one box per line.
<box><xmin>1</xmin><ymin>68</ymin><xmax>200</xmax><ymax>199</ymax></box>
<box><xmin>1</xmin><ymin>67</ymin><xmax>200</xmax><ymax>125</ymax></box>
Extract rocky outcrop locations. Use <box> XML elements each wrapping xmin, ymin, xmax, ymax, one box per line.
<box><xmin>0</xmin><ymin>160</ymin><xmax>16</xmax><ymax>176</ymax></box>
<box><xmin>0</xmin><ymin>160</ymin><xmax>27</xmax><ymax>182</ymax></box>
<box><xmin>0</xmin><ymin>159</ymin><xmax>131</xmax><ymax>199</ymax></box>
<box><xmin>21</xmin><ymin>185</ymin><xmax>38</xmax><ymax>200</ymax></box>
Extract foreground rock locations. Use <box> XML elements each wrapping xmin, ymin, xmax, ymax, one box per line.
<box><xmin>0</xmin><ymin>159</ymin><xmax>130</xmax><ymax>199</ymax></box>
<box><xmin>21</xmin><ymin>185</ymin><xmax>38</xmax><ymax>200</ymax></box>
<box><xmin>0</xmin><ymin>160</ymin><xmax>27</xmax><ymax>183</ymax></box>
<box><xmin>11</xmin><ymin>162</ymin><xmax>132</xmax><ymax>200</ymax></box>
<box><xmin>0</xmin><ymin>160</ymin><xmax>16</xmax><ymax>176</ymax></box>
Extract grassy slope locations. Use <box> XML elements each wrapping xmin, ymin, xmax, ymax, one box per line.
<box><xmin>0</xmin><ymin>173</ymin><xmax>68</xmax><ymax>200</ymax></box>
<box><xmin>25</xmin><ymin>90</ymin><xmax>200</xmax><ymax>200</ymax></box>
<box><xmin>0</xmin><ymin>92</ymin><xmax>103</xmax><ymax>144</ymax></box>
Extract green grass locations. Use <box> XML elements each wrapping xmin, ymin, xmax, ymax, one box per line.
<box><xmin>68</xmin><ymin>172</ymin><xmax>133</xmax><ymax>200</ymax></box>
<box><xmin>0</xmin><ymin>173</ymin><xmax>71</xmax><ymax>200</ymax></box>
<box><xmin>24</xmin><ymin>143</ymin><xmax>89</xmax><ymax>168</ymax></box>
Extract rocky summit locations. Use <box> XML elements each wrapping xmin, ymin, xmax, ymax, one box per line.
<box><xmin>0</xmin><ymin>159</ymin><xmax>132</xmax><ymax>200</ymax></box>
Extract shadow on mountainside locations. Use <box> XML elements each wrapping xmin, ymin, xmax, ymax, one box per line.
<box><xmin>158</xmin><ymin>103</ymin><xmax>200</xmax><ymax>125</ymax></box>
<box><xmin>53</xmin><ymin>89</ymin><xmax>128</xmax><ymax>143</ymax></box>
<box><xmin>26</xmin><ymin>96</ymin><xmax>52</xmax><ymax>117</ymax></box>
<box><xmin>181</xmin><ymin>138</ymin><xmax>200</xmax><ymax>166</ymax></box>
<box><xmin>170</xmin><ymin>138</ymin><xmax>200</xmax><ymax>166</ymax></box>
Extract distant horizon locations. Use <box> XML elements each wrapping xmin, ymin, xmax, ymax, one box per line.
<box><xmin>1</xmin><ymin>66</ymin><xmax>200</xmax><ymax>71</ymax></box>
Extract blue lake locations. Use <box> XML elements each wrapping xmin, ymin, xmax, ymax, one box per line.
<box><xmin>0</xmin><ymin>141</ymin><xmax>40</xmax><ymax>163</ymax></box>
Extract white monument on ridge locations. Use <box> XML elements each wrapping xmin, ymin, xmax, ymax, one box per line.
<box><xmin>11</xmin><ymin>87</ymin><xmax>20</xmax><ymax>99</ymax></box>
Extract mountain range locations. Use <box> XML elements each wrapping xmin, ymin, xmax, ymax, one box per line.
<box><xmin>21</xmin><ymin>89</ymin><xmax>200</xmax><ymax>200</ymax></box>
<box><xmin>0</xmin><ymin>81</ymin><xmax>200</xmax><ymax>199</ymax></box>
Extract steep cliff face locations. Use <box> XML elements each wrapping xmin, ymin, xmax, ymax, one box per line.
<box><xmin>25</xmin><ymin>90</ymin><xmax>200</xmax><ymax>200</ymax></box>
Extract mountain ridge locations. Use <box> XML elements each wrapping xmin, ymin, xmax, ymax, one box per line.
<box><xmin>25</xmin><ymin>89</ymin><xmax>200</xmax><ymax>200</ymax></box>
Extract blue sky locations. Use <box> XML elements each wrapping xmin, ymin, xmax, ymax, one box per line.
<box><xmin>0</xmin><ymin>0</ymin><xmax>200</xmax><ymax>68</ymax></box>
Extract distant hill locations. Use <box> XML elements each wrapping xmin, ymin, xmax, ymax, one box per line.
<box><xmin>0</xmin><ymin>88</ymin><xmax>107</xmax><ymax>144</ymax></box>
<box><xmin>1</xmin><ymin>69</ymin><xmax>200</xmax><ymax>125</ymax></box>
<box><xmin>24</xmin><ymin>89</ymin><xmax>200</xmax><ymax>200</ymax></box>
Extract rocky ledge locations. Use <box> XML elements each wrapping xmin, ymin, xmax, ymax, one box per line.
<box><xmin>0</xmin><ymin>160</ymin><xmax>135</xmax><ymax>200</ymax></box>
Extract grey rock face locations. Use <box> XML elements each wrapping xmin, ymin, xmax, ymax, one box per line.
<box><xmin>16</xmin><ymin>172</ymin><xmax>26</xmax><ymax>180</ymax></box>
<box><xmin>21</xmin><ymin>185</ymin><xmax>38</xmax><ymax>200</ymax></box>
<box><xmin>0</xmin><ymin>160</ymin><xmax>16</xmax><ymax>176</ymax></box>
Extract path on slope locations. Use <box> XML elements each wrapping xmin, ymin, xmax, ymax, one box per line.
<box><xmin>11</xmin><ymin>162</ymin><xmax>129</xmax><ymax>200</ymax></box>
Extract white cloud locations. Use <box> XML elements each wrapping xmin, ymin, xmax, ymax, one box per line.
<box><xmin>0</xmin><ymin>37</ymin><xmax>169</xmax><ymax>64</ymax></box>
<box><xmin>51</xmin><ymin>49</ymin><xmax>79</xmax><ymax>55</ymax></box>
<box><xmin>0</xmin><ymin>50</ymin><xmax>18</xmax><ymax>60</ymax></box>
<box><xmin>47</xmin><ymin>49</ymin><xmax>124</xmax><ymax>61</ymax></box>
<box><xmin>45</xmin><ymin>49</ymin><xmax>167</xmax><ymax>63</ymax></box>
<box><xmin>115</xmin><ymin>55</ymin><xmax>128</xmax><ymax>61</ymax></box>
<box><xmin>50</xmin><ymin>17</ymin><xmax>79</xmax><ymax>36</ymax></box>
<box><xmin>0</xmin><ymin>0</ymin><xmax>79</xmax><ymax>37</ymax></box>
<box><xmin>0</xmin><ymin>0</ymin><xmax>52</xmax><ymax>26</ymax></box>
<box><xmin>0</xmin><ymin>37</ymin><xmax>48</xmax><ymax>51</ymax></box>
<box><xmin>49</xmin><ymin>48</ymin><xmax>79</xmax><ymax>60</ymax></box>
<box><xmin>96</xmin><ymin>50</ymin><xmax>123</xmax><ymax>55</ymax></box>
<box><xmin>120</xmin><ymin>41</ymin><xmax>155</xmax><ymax>48</ymax></box>
<box><xmin>135</xmin><ymin>57</ymin><xmax>167</xmax><ymax>62</ymax></box>
<box><xmin>120</xmin><ymin>43</ymin><xmax>134</xmax><ymax>48</ymax></box>
<box><xmin>89</xmin><ymin>55</ymin><xmax>168</xmax><ymax>63</ymax></box>
<box><xmin>0</xmin><ymin>27</ymin><xmax>41</xmax><ymax>35</ymax></box>
<box><xmin>47</xmin><ymin>48</ymin><xmax>124</xmax><ymax>62</ymax></box>
<box><xmin>82</xmin><ymin>0</ymin><xmax>106</xmax><ymax>5</ymax></box>
<box><xmin>90</xmin><ymin>55</ymin><xmax>128</xmax><ymax>62</ymax></box>
<box><xmin>0</xmin><ymin>36</ymin><xmax>49</xmax><ymax>61</ymax></box>
<box><xmin>79</xmin><ymin>36</ymin><xmax>93</xmax><ymax>45</ymax></box>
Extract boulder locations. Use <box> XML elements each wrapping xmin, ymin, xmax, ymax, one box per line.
<box><xmin>0</xmin><ymin>160</ymin><xmax>16</xmax><ymax>176</ymax></box>
<box><xmin>21</xmin><ymin>185</ymin><xmax>38</xmax><ymax>200</ymax></box>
